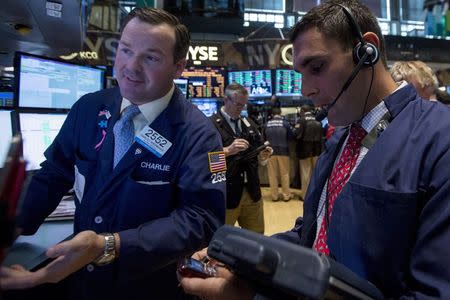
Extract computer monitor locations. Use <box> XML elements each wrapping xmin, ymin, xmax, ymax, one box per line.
<box><xmin>191</xmin><ymin>98</ymin><xmax>218</xmax><ymax>117</ymax></box>
<box><xmin>182</xmin><ymin>67</ymin><xmax>226</xmax><ymax>98</ymax></box>
<box><xmin>228</xmin><ymin>69</ymin><xmax>272</xmax><ymax>98</ymax></box>
<box><xmin>275</xmin><ymin>69</ymin><xmax>302</xmax><ymax>97</ymax></box>
<box><xmin>174</xmin><ymin>78</ymin><xmax>189</xmax><ymax>97</ymax></box>
<box><xmin>15</xmin><ymin>52</ymin><xmax>105</xmax><ymax>109</ymax></box>
<box><xmin>0</xmin><ymin>91</ymin><xmax>14</xmax><ymax>108</ymax></box>
<box><xmin>19</xmin><ymin>112</ymin><xmax>68</xmax><ymax>171</ymax></box>
<box><xmin>0</xmin><ymin>111</ymin><xmax>13</xmax><ymax>168</ymax></box>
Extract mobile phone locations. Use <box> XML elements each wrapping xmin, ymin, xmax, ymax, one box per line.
<box><xmin>177</xmin><ymin>257</ymin><xmax>217</xmax><ymax>278</ymax></box>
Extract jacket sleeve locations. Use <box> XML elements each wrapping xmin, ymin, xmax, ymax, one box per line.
<box><xmin>17</xmin><ymin>101</ymin><xmax>81</xmax><ymax>235</ymax></box>
<box><xmin>271</xmin><ymin>217</ymin><xmax>304</xmax><ymax>245</ymax></box>
<box><xmin>400</xmin><ymin>146</ymin><xmax>450</xmax><ymax>299</ymax></box>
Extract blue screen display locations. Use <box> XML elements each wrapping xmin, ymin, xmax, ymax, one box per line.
<box><xmin>174</xmin><ymin>78</ymin><xmax>189</xmax><ymax>97</ymax></box>
<box><xmin>0</xmin><ymin>91</ymin><xmax>14</xmax><ymax>107</ymax></box>
<box><xmin>191</xmin><ymin>98</ymin><xmax>218</xmax><ymax>117</ymax></box>
<box><xmin>17</xmin><ymin>53</ymin><xmax>104</xmax><ymax>109</ymax></box>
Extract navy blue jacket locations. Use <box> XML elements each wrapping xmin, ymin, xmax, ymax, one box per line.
<box><xmin>18</xmin><ymin>87</ymin><xmax>226</xmax><ymax>299</ymax></box>
<box><xmin>263</xmin><ymin>115</ymin><xmax>294</xmax><ymax>156</ymax></box>
<box><xmin>275</xmin><ymin>84</ymin><xmax>450</xmax><ymax>299</ymax></box>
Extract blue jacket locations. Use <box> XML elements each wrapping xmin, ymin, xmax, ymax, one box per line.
<box><xmin>263</xmin><ymin>115</ymin><xmax>294</xmax><ymax>156</ymax></box>
<box><xmin>18</xmin><ymin>87</ymin><xmax>226</xmax><ymax>299</ymax></box>
<box><xmin>275</xmin><ymin>84</ymin><xmax>450</xmax><ymax>299</ymax></box>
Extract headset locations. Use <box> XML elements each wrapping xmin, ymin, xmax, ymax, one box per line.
<box><xmin>315</xmin><ymin>4</ymin><xmax>379</xmax><ymax>122</ymax></box>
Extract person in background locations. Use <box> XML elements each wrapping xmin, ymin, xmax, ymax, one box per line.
<box><xmin>294</xmin><ymin>105</ymin><xmax>323</xmax><ymax>200</ymax></box>
<box><xmin>0</xmin><ymin>8</ymin><xmax>225</xmax><ymax>299</ymax></box>
<box><xmin>180</xmin><ymin>0</ymin><xmax>450</xmax><ymax>298</ymax></box>
<box><xmin>210</xmin><ymin>83</ymin><xmax>272</xmax><ymax>234</ymax></box>
<box><xmin>390</xmin><ymin>60</ymin><xmax>439</xmax><ymax>100</ymax></box>
<box><xmin>263</xmin><ymin>107</ymin><xmax>294</xmax><ymax>202</ymax></box>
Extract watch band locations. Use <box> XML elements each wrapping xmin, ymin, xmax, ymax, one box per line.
<box><xmin>93</xmin><ymin>233</ymin><xmax>116</xmax><ymax>266</ymax></box>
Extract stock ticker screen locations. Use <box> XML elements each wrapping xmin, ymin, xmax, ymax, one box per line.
<box><xmin>228</xmin><ymin>69</ymin><xmax>272</xmax><ymax>98</ymax></box>
<box><xmin>0</xmin><ymin>91</ymin><xmax>14</xmax><ymax>107</ymax></box>
<box><xmin>0</xmin><ymin>110</ymin><xmax>13</xmax><ymax>167</ymax></box>
<box><xmin>181</xmin><ymin>67</ymin><xmax>226</xmax><ymax>98</ymax></box>
<box><xmin>19</xmin><ymin>112</ymin><xmax>68</xmax><ymax>170</ymax></box>
<box><xmin>16</xmin><ymin>53</ymin><xmax>104</xmax><ymax>109</ymax></box>
<box><xmin>275</xmin><ymin>69</ymin><xmax>302</xmax><ymax>97</ymax></box>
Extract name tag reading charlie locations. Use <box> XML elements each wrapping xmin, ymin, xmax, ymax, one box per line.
<box><xmin>136</xmin><ymin>126</ymin><xmax>172</xmax><ymax>158</ymax></box>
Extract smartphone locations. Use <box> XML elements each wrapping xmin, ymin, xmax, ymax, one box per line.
<box><xmin>177</xmin><ymin>257</ymin><xmax>217</xmax><ymax>278</ymax></box>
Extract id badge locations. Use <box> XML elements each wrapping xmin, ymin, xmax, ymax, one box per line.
<box><xmin>135</xmin><ymin>125</ymin><xmax>172</xmax><ymax>158</ymax></box>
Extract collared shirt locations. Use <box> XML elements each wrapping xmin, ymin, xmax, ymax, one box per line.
<box><xmin>119</xmin><ymin>84</ymin><xmax>175</xmax><ymax>135</ymax></box>
<box><xmin>315</xmin><ymin>81</ymin><xmax>408</xmax><ymax>240</ymax></box>
<box><xmin>220</xmin><ymin>106</ymin><xmax>241</xmax><ymax>135</ymax></box>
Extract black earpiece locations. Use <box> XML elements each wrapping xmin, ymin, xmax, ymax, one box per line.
<box><xmin>337</xmin><ymin>4</ymin><xmax>379</xmax><ymax>67</ymax></box>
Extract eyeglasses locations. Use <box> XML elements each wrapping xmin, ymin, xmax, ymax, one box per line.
<box><xmin>227</xmin><ymin>96</ymin><xmax>247</xmax><ymax>108</ymax></box>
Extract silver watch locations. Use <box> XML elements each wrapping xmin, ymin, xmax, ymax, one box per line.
<box><xmin>93</xmin><ymin>233</ymin><xmax>116</xmax><ymax>266</ymax></box>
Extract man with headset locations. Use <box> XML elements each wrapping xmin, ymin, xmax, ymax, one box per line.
<box><xmin>180</xmin><ymin>0</ymin><xmax>450</xmax><ymax>298</ymax></box>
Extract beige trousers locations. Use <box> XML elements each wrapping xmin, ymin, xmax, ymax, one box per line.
<box><xmin>267</xmin><ymin>155</ymin><xmax>291</xmax><ymax>200</ymax></box>
<box><xmin>225</xmin><ymin>188</ymin><xmax>264</xmax><ymax>234</ymax></box>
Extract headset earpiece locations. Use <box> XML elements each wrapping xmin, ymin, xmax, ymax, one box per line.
<box><xmin>353</xmin><ymin>41</ymin><xmax>379</xmax><ymax>66</ymax></box>
<box><xmin>338</xmin><ymin>4</ymin><xmax>380</xmax><ymax>68</ymax></box>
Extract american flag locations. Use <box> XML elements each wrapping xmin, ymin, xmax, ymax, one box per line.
<box><xmin>208</xmin><ymin>151</ymin><xmax>227</xmax><ymax>173</ymax></box>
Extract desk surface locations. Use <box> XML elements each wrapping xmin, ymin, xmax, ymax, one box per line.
<box><xmin>2</xmin><ymin>220</ymin><xmax>73</xmax><ymax>270</ymax></box>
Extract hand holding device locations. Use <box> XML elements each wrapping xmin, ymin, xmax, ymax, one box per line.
<box><xmin>177</xmin><ymin>257</ymin><xmax>217</xmax><ymax>279</ymax></box>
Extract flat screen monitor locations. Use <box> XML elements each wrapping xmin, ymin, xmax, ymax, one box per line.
<box><xmin>182</xmin><ymin>67</ymin><xmax>226</xmax><ymax>98</ymax></box>
<box><xmin>191</xmin><ymin>98</ymin><xmax>218</xmax><ymax>117</ymax></box>
<box><xmin>228</xmin><ymin>69</ymin><xmax>272</xmax><ymax>98</ymax></box>
<box><xmin>0</xmin><ymin>91</ymin><xmax>14</xmax><ymax>108</ymax></box>
<box><xmin>174</xmin><ymin>78</ymin><xmax>189</xmax><ymax>97</ymax></box>
<box><xmin>447</xmin><ymin>86</ymin><xmax>450</xmax><ymax>95</ymax></box>
<box><xmin>275</xmin><ymin>69</ymin><xmax>302</xmax><ymax>97</ymax></box>
<box><xmin>19</xmin><ymin>112</ymin><xmax>68</xmax><ymax>171</ymax></box>
<box><xmin>15</xmin><ymin>52</ymin><xmax>104</xmax><ymax>109</ymax></box>
<box><xmin>0</xmin><ymin>110</ymin><xmax>13</xmax><ymax>168</ymax></box>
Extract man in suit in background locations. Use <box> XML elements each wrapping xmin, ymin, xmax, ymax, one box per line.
<box><xmin>0</xmin><ymin>8</ymin><xmax>225</xmax><ymax>299</ymax></box>
<box><xmin>210</xmin><ymin>83</ymin><xmax>272</xmax><ymax>234</ymax></box>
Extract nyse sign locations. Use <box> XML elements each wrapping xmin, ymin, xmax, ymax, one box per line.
<box><xmin>186</xmin><ymin>45</ymin><xmax>222</xmax><ymax>66</ymax></box>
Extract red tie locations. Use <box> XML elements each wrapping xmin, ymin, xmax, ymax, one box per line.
<box><xmin>314</xmin><ymin>124</ymin><xmax>366</xmax><ymax>255</ymax></box>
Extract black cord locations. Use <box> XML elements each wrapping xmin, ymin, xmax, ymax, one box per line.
<box><xmin>358</xmin><ymin>64</ymin><xmax>375</xmax><ymax>123</ymax></box>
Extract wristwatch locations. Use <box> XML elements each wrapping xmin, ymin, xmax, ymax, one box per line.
<box><xmin>93</xmin><ymin>233</ymin><xmax>116</xmax><ymax>266</ymax></box>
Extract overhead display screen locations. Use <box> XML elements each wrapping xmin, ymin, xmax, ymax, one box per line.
<box><xmin>182</xmin><ymin>67</ymin><xmax>226</xmax><ymax>98</ymax></box>
<box><xmin>228</xmin><ymin>69</ymin><xmax>272</xmax><ymax>98</ymax></box>
<box><xmin>275</xmin><ymin>69</ymin><xmax>302</xmax><ymax>97</ymax></box>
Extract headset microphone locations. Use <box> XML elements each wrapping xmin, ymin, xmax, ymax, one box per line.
<box><xmin>315</xmin><ymin>49</ymin><xmax>372</xmax><ymax>122</ymax></box>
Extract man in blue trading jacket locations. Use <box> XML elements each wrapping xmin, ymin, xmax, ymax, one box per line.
<box><xmin>0</xmin><ymin>8</ymin><xmax>225</xmax><ymax>299</ymax></box>
<box><xmin>180</xmin><ymin>0</ymin><xmax>450</xmax><ymax>299</ymax></box>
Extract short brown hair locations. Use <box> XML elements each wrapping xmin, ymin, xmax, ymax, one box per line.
<box><xmin>121</xmin><ymin>7</ymin><xmax>190</xmax><ymax>63</ymax></box>
<box><xmin>289</xmin><ymin>0</ymin><xmax>387</xmax><ymax>68</ymax></box>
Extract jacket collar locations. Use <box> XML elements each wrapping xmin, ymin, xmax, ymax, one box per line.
<box><xmin>384</xmin><ymin>83</ymin><xmax>419</xmax><ymax>119</ymax></box>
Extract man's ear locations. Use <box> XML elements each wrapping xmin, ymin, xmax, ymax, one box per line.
<box><xmin>363</xmin><ymin>32</ymin><xmax>380</xmax><ymax>49</ymax></box>
<box><xmin>174</xmin><ymin>58</ymin><xmax>187</xmax><ymax>78</ymax></box>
